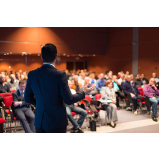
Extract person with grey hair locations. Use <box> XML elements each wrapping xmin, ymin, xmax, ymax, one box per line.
<box><xmin>118</xmin><ymin>74</ymin><xmax>125</xmax><ymax>85</ymax></box>
<box><xmin>143</xmin><ymin>78</ymin><xmax>159</xmax><ymax>122</ymax></box>
<box><xmin>80</xmin><ymin>77</ymin><xmax>98</xmax><ymax>96</ymax></box>
<box><xmin>8</xmin><ymin>74</ymin><xmax>19</xmax><ymax>90</ymax></box>
<box><xmin>152</xmin><ymin>72</ymin><xmax>159</xmax><ymax>83</ymax></box>
<box><xmin>0</xmin><ymin>74</ymin><xmax>11</xmax><ymax>93</ymax></box>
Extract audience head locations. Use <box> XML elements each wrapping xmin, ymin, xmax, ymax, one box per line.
<box><xmin>130</xmin><ymin>74</ymin><xmax>134</xmax><ymax>80</ymax></box>
<box><xmin>135</xmin><ymin>73</ymin><xmax>140</xmax><ymax>79</ymax></box>
<box><xmin>15</xmin><ymin>72</ymin><xmax>20</xmax><ymax>79</ymax></box>
<box><xmin>107</xmin><ymin>72</ymin><xmax>112</xmax><ymax>79</ymax></box>
<box><xmin>84</xmin><ymin>77</ymin><xmax>90</xmax><ymax>85</ymax></box>
<box><xmin>126</xmin><ymin>71</ymin><xmax>129</xmax><ymax>75</ymax></box>
<box><xmin>19</xmin><ymin>70</ymin><xmax>22</xmax><ymax>74</ymax></box>
<box><xmin>10</xmin><ymin>70</ymin><xmax>13</xmax><ymax>74</ymax></box>
<box><xmin>89</xmin><ymin>73</ymin><xmax>95</xmax><ymax>79</ymax></box>
<box><xmin>19</xmin><ymin>80</ymin><xmax>26</xmax><ymax>91</ymax></box>
<box><xmin>73</xmin><ymin>75</ymin><xmax>78</xmax><ymax>83</ymax></box>
<box><xmin>126</xmin><ymin>75</ymin><xmax>132</xmax><ymax>82</ymax></box>
<box><xmin>120</xmin><ymin>74</ymin><xmax>125</xmax><ymax>79</ymax></box>
<box><xmin>20</xmin><ymin>74</ymin><xmax>24</xmax><ymax>80</ymax></box>
<box><xmin>99</xmin><ymin>73</ymin><xmax>104</xmax><ymax>80</ymax></box>
<box><xmin>0</xmin><ymin>74</ymin><xmax>5</xmax><ymax>83</ymax></box>
<box><xmin>80</xmin><ymin>72</ymin><xmax>85</xmax><ymax>78</ymax></box>
<box><xmin>5</xmin><ymin>75</ymin><xmax>9</xmax><ymax>82</ymax></box>
<box><xmin>68</xmin><ymin>80</ymin><xmax>72</xmax><ymax>89</ymax></box>
<box><xmin>141</xmin><ymin>74</ymin><xmax>144</xmax><ymax>79</ymax></box>
<box><xmin>118</xmin><ymin>72</ymin><xmax>121</xmax><ymax>77</ymax></box>
<box><xmin>41</xmin><ymin>43</ymin><xmax>57</xmax><ymax>63</ymax></box>
<box><xmin>105</xmin><ymin>79</ymin><xmax>113</xmax><ymax>89</ymax></box>
<box><xmin>152</xmin><ymin>72</ymin><xmax>157</xmax><ymax>78</ymax></box>
<box><xmin>149</xmin><ymin>78</ymin><xmax>156</xmax><ymax>86</ymax></box>
<box><xmin>10</xmin><ymin>74</ymin><xmax>16</xmax><ymax>82</ymax></box>
<box><xmin>112</xmin><ymin>75</ymin><xmax>117</xmax><ymax>81</ymax></box>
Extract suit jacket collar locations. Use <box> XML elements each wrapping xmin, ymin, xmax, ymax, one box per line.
<box><xmin>40</xmin><ymin>64</ymin><xmax>56</xmax><ymax>69</ymax></box>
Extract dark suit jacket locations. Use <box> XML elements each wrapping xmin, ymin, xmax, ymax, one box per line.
<box><xmin>123</xmin><ymin>81</ymin><xmax>140</xmax><ymax>96</ymax></box>
<box><xmin>24</xmin><ymin>64</ymin><xmax>85</xmax><ymax>130</ymax></box>
<box><xmin>12</xmin><ymin>90</ymin><xmax>29</xmax><ymax>109</ymax></box>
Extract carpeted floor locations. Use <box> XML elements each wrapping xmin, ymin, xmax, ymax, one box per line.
<box><xmin>4</xmin><ymin>101</ymin><xmax>159</xmax><ymax>133</ymax></box>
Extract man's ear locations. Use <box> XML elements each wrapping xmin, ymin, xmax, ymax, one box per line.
<box><xmin>41</xmin><ymin>55</ymin><xmax>43</xmax><ymax>61</ymax></box>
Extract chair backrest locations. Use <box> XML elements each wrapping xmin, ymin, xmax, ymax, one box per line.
<box><xmin>84</xmin><ymin>95</ymin><xmax>92</xmax><ymax>103</ymax></box>
<box><xmin>95</xmin><ymin>94</ymin><xmax>101</xmax><ymax>100</ymax></box>
<box><xmin>3</xmin><ymin>96</ymin><xmax>13</xmax><ymax>108</ymax></box>
<box><xmin>0</xmin><ymin>93</ymin><xmax>12</xmax><ymax>98</ymax></box>
<box><xmin>140</xmin><ymin>90</ymin><xmax>144</xmax><ymax>101</ymax></box>
<box><xmin>11</xmin><ymin>90</ymin><xmax>16</xmax><ymax>93</ymax></box>
<box><xmin>138</xmin><ymin>87</ymin><xmax>143</xmax><ymax>92</ymax></box>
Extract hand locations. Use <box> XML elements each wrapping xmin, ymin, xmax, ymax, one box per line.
<box><xmin>112</xmin><ymin>100</ymin><xmax>116</xmax><ymax>104</ymax></box>
<box><xmin>152</xmin><ymin>97</ymin><xmax>157</xmax><ymax>101</ymax></box>
<box><xmin>114</xmin><ymin>89</ymin><xmax>118</xmax><ymax>92</ymax></box>
<box><xmin>130</xmin><ymin>93</ymin><xmax>135</xmax><ymax>97</ymax></box>
<box><xmin>83</xmin><ymin>84</ymin><xmax>93</xmax><ymax>95</ymax></box>
<box><xmin>13</xmin><ymin>102</ymin><xmax>21</xmax><ymax>107</ymax></box>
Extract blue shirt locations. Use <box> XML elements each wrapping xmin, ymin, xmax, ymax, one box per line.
<box><xmin>112</xmin><ymin>80</ymin><xmax>120</xmax><ymax>91</ymax></box>
<box><xmin>96</xmin><ymin>79</ymin><xmax>106</xmax><ymax>91</ymax></box>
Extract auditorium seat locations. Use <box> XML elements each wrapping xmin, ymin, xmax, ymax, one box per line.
<box><xmin>0</xmin><ymin>118</ymin><xmax>6</xmax><ymax>133</ymax></box>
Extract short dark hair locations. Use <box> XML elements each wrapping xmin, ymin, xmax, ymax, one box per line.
<box><xmin>19</xmin><ymin>80</ymin><xmax>26</xmax><ymax>85</ymax></box>
<box><xmin>135</xmin><ymin>73</ymin><xmax>140</xmax><ymax>77</ymax></box>
<box><xmin>41</xmin><ymin>43</ymin><xmax>57</xmax><ymax>63</ymax></box>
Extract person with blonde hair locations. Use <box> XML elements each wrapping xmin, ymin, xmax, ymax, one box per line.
<box><xmin>89</xmin><ymin>73</ymin><xmax>97</xmax><ymax>86</ymax></box>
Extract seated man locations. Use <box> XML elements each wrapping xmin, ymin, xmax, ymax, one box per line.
<box><xmin>133</xmin><ymin>74</ymin><xmax>143</xmax><ymax>88</ymax></box>
<box><xmin>0</xmin><ymin>74</ymin><xmax>11</xmax><ymax>93</ymax></box>
<box><xmin>143</xmin><ymin>78</ymin><xmax>159</xmax><ymax>122</ymax></box>
<box><xmin>8</xmin><ymin>74</ymin><xmax>19</xmax><ymax>91</ymax></box>
<box><xmin>12</xmin><ymin>80</ymin><xmax>35</xmax><ymax>133</ymax></box>
<box><xmin>112</xmin><ymin>75</ymin><xmax>125</xmax><ymax>109</ymax></box>
<box><xmin>80</xmin><ymin>77</ymin><xmax>99</xmax><ymax>119</ymax></box>
<box><xmin>152</xmin><ymin>72</ymin><xmax>159</xmax><ymax>83</ymax></box>
<box><xmin>80</xmin><ymin>77</ymin><xmax>98</xmax><ymax>96</ymax></box>
<box><xmin>123</xmin><ymin>75</ymin><xmax>141</xmax><ymax>115</ymax></box>
<box><xmin>96</xmin><ymin>73</ymin><xmax>106</xmax><ymax>93</ymax></box>
<box><xmin>71</xmin><ymin>75</ymin><xmax>82</xmax><ymax>92</ymax></box>
<box><xmin>140</xmin><ymin>74</ymin><xmax>149</xmax><ymax>85</ymax></box>
<box><xmin>66</xmin><ymin>80</ymin><xmax>87</xmax><ymax>133</ymax></box>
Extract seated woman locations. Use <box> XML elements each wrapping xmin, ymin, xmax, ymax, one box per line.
<box><xmin>100</xmin><ymin>79</ymin><xmax>118</xmax><ymax>128</ymax></box>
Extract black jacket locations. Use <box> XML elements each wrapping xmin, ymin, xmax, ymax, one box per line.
<box><xmin>0</xmin><ymin>82</ymin><xmax>11</xmax><ymax>93</ymax></box>
<box><xmin>123</xmin><ymin>81</ymin><xmax>140</xmax><ymax>96</ymax></box>
<box><xmin>24</xmin><ymin>64</ymin><xmax>85</xmax><ymax>130</ymax></box>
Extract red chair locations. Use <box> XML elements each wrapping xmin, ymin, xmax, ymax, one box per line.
<box><xmin>3</xmin><ymin>96</ymin><xmax>13</xmax><ymax>132</ymax></box>
<box><xmin>11</xmin><ymin>90</ymin><xmax>16</xmax><ymax>93</ymax></box>
<box><xmin>84</xmin><ymin>95</ymin><xmax>92</xmax><ymax>103</ymax></box>
<box><xmin>0</xmin><ymin>93</ymin><xmax>12</xmax><ymax>98</ymax></box>
<box><xmin>95</xmin><ymin>94</ymin><xmax>101</xmax><ymax>100</ymax></box>
<box><xmin>0</xmin><ymin>118</ymin><xmax>6</xmax><ymax>133</ymax></box>
<box><xmin>138</xmin><ymin>88</ymin><xmax>143</xmax><ymax>92</ymax></box>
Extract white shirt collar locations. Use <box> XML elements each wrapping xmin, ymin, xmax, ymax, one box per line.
<box><xmin>43</xmin><ymin>63</ymin><xmax>55</xmax><ymax>67</ymax></box>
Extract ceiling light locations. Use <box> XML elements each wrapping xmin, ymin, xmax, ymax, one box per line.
<box><xmin>67</xmin><ymin>55</ymin><xmax>69</xmax><ymax>57</ymax></box>
<box><xmin>29</xmin><ymin>53</ymin><xmax>31</xmax><ymax>55</ymax></box>
<box><xmin>10</xmin><ymin>52</ymin><xmax>12</xmax><ymax>54</ymax></box>
<box><xmin>63</xmin><ymin>53</ymin><xmax>66</xmax><ymax>56</ymax></box>
<box><xmin>4</xmin><ymin>54</ymin><xmax>6</xmax><ymax>55</ymax></box>
<box><xmin>38</xmin><ymin>54</ymin><xmax>40</xmax><ymax>56</ymax></box>
<box><xmin>93</xmin><ymin>54</ymin><xmax>95</xmax><ymax>56</ymax></box>
<box><xmin>7</xmin><ymin>53</ymin><xmax>9</xmax><ymax>55</ymax></box>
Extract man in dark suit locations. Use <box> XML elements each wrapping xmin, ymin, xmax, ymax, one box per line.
<box><xmin>24</xmin><ymin>43</ymin><xmax>93</xmax><ymax>133</ymax></box>
<box><xmin>12</xmin><ymin>80</ymin><xmax>35</xmax><ymax>133</ymax></box>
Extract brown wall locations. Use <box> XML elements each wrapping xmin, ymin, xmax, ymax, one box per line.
<box><xmin>138</xmin><ymin>27</ymin><xmax>159</xmax><ymax>79</ymax></box>
<box><xmin>0</xmin><ymin>27</ymin><xmax>159</xmax><ymax>78</ymax></box>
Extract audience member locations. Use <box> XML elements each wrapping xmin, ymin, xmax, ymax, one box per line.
<box><xmin>89</xmin><ymin>73</ymin><xmax>97</xmax><ymax>87</ymax></box>
<box><xmin>80</xmin><ymin>77</ymin><xmax>98</xmax><ymax>96</ymax></box>
<box><xmin>66</xmin><ymin>80</ymin><xmax>87</xmax><ymax>133</ymax></box>
<box><xmin>5</xmin><ymin>74</ymin><xmax>10</xmax><ymax>83</ymax></box>
<box><xmin>0</xmin><ymin>74</ymin><xmax>11</xmax><ymax>93</ymax></box>
<box><xmin>12</xmin><ymin>80</ymin><xmax>35</xmax><ymax>133</ymax></box>
<box><xmin>8</xmin><ymin>74</ymin><xmax>19</xmax><ymax>90</ymax></box>
<box><xmin>118</xmin><ymin>74</ymin><xmax>125</xmax><ymax>85</ymax></box>
<box><xmin>72</xmin><ymin>75</ymin><xmax>82</xmax><ymax>92</ymax></box>
<box><xmin>104</xmin><ymin>71</ymin><xmax>109</xmax><ymax>79</ymax></box>
<box><xmin>143</xmin><ymin>78</ymin><xmax>159</xmax><ymax>122</ymax></box>
<box><xmin>152</xmin><ymin>72</ymin><xmax>159</xmax><ymax>83</ymax></box>
<box><xmin>126</xmin><ymin>71</ymin><xmax>129</xmax><ymax>75</ymax></box>
<box><xmin>133</xmin><ymin>73</ymin><xmax>143</xmax><ymax>88</ymax></box>
<box><xmin>123</xmin><ymin>75</ymin><xmax>141</xmax><ymax>115</ymax></box>
<box><xmin>96</xmin><ymin>73</ymin><xmax>106</xmax><ymax>93</ymax></box>
<box><xmin>100</xmin><ymin>79</ymin><xmax>118</xmax><ymax>128</ymax></box>
<box><xmin>15</xmin><ymin>72</ymin><xmax>20</xmax><ymax>80</ymax></box>
<box><xmin>112</xmin><ymin>75</ymin><xmax>125</xmax><ymax>109</ymax></box>
<box><xmin>78</xmin><ymin>72</ymin><xmax>85</xmax><ymax>85</ymax></box>
<box><xmin>140</xmin><ymin>74</ymin><xmax>149</xmax><ymax>84</ymax></box>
